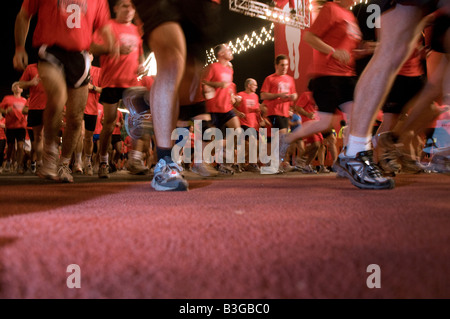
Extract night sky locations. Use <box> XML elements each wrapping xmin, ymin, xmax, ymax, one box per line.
<box><xmin>1</xmin><ymin>1</ymin><xmax>275</xmax><ymax>99</ymax></box>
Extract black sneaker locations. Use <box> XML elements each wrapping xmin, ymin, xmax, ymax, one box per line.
<box><xmin>332</xmin><ymin>150</ymin><xmax>395</xmax><ymax>190</ymax></box>
<box><xmin>151</xmin><ymin>156</ymin><xmax>188</xmax><ymax>191</ymax></box>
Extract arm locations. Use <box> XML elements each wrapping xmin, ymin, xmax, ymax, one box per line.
<box><xmin>296</xmin><ymin>106</ymin><xmax>315</xmax><ymax>119</ymax></box>
<box><xmin>13</xmin><ymin>8</ymin><xmax>32</xmax><ymax>71</ymax></box>
<box><xmin>304</xmin><ymin>31</ymin><xmax>350</xmax><ymax>65</ymax></box>
<box><xmin>18</xmin><ymin>75</ymin><xmax>40</xmax><ymax>90</ymax></box>
<box><xmin>90</xmin><ymin>24</ymin><xmax>118</xmax><ymax>58</ymax></box>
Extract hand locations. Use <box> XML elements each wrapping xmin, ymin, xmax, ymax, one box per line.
<box><xmin>13</xmin><ymin>50</ymin><xmax>28</xmax><ymax>71</ymax></box>
<box><xmin>30</xmin><ymin>75</ymin><xmax>40</xmax><ymax>86</ymax></box>
<box><xmin>331</xmin><ymin>49</ymin><xmax>350</xmax><ymax>65</ymax></box>
<box><xmin>137</xmin><ymin>64</ymin><xmax>146</xmax><ymax>77</ymax></box>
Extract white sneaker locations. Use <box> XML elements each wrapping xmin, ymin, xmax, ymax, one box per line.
<box><xmin>58</xmin><ymin>163</ymin><xmax>74</xmax><ymax>183</ymax></box>
<box><xmin>191</xmin><ymin>162</ymin><xmax>218</xmax><ymax>177</ymax></box>
<box><xmin>127</xmin><ymin>157</ymin><xmax>149</xmax><ymax>175</ymax></box>
<box><xmin>151</xmin><ymin>157</ymin><xmax>188</xmax><ymax>191</ymax></box>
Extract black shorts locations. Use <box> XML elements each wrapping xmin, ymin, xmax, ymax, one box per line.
<box><xmin>84</xmin><ymin>114</ymin><xmax>98</xmax><ymax>132</ymax></box>
<box><xmin>309</xmin><ymin>76</ymin><xmax>357</xmax><ymax>114</ymax></box>
<box><xmin>6</xmin><ymin>128</ymin><xmax>26</xmax><ymax>144</ymax></box>
<box><xmin>133</xmin><ymin>0</ymin><xmax>220</xmax><ymax>61</ymax></box>
<box><xmin>178</xmin><ymin>101</ymin><xmax>208</xmax><ymax>121</ymax></box>
<box><xmin>240</xmin><ymin>125</ymin><xmax>258</xmax><ymax>142</ymax></box>
<box><xmin>111</xmin><ymin>134</ymin><xmax>122</xmax><ymax>146</ymax></box>
<box><xmin>210</xmin><ymin>110</ymin><xmax>236</xmax><ymax>135</ymax></box>
<box><xmin>38</xmin><ymin>45</ymin><xmax>90</xmax><ymax>88</ymax></box>
<box><xmin>100</xmin><ymin>88</ymin><xmax>127</xmax><ymax>105</ymax></box>
<box><xmin>268</xmin><ymin>115</ymin><xmax>289</xmax><ymax>130</ymax></box>
<box><xmin>27</xmin><ymin>109</ymin><xmax>44</xmax><ymax>127</ymax></box>
<box><xmin>383</xmin><ymin>75</ymin><xmax>425</xmax><ymax>114</ymax></box>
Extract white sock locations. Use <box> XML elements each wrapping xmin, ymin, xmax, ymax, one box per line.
<box><xmin>130</xmin><ymin>150</ymin><xmax>142</xmax><ymax>160</ymax></box>
<box><xmin>345</xmin><ymin>134</ymin><xmax>372</xmax><ymax>157</ymax></box>
<box><xmin>100</xmin><ymin>154</ymin><xmax>109</xmax><ymax>164</ymax></box>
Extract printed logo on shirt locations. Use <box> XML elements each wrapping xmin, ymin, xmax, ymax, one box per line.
<box><xmin>278</xmin><ymin>81</ymin><xmax>290</xmax><ymax>93</ymax></box>
<box><xmin>119</xmin><ymin>33</ymin><xmax>140</xmax><ymax>52</ymax></box>
<box><xmin>246</xmin><ymin>99</ymin><xmax>256</xmax><ymax>107</ymax></box>
<box><xmin>345</xmin><ymin>19</ymin><xmax>362</xmax><ymax>42</ymax></box>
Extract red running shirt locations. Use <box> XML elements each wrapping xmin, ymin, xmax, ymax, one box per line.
<box><xmin>23</xmin><ymin>0</ymin><xmax>111</xmax><ymax>52</ymax></box>
<box><xmin>261</xmin><ymin>73</ymin><xmax>296</xmax><ymax>118</ymax></box>
<box><xmin>97</xmin><ymin>20</ymin><xmax>143</xmax><ymax>88</ymax></box>
<box><xmin>19</xmin><ymin>63</ymin><xmax>47</xmax><ymax>110</ymax></box>
<box><xmin>236</xmin><ymin>91</ymin><xmax>260</xmax><ymax>129</ymax></box>
<box><xmin>203</xmin><ymin>62</ymin><xmax>234</xmax><ymax>113</ymax></box>
<box><xmin>308</xmin><ymin>2</ymin><xmax>362</xmax><ymax>77</ymax></box>
<box><xmin>0</xmin><ymin>96</ymin><xmax>28</xmax><ymax>129</ymax></box>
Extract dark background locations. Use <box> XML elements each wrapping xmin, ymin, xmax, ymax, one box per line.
<box><xmin>1</xmin><ymin>1</ymin><xmax>275</xmax><ymax>100</ymax></box>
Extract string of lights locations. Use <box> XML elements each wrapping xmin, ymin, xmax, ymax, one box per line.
<box><xmin>205</xmin><ymin>23</ymin><xmax>275</xmax><ymax>65</ymax></box>
<box><xmin>350</xmin><ymin>0</ymin><xmax>369</xmax><ymax>10</ymax></box>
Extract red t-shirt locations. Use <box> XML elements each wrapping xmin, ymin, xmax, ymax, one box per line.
<box><xmin>0</xmin><ymin>95</ymin><xmax>28</xmax><ymax>129</ymax></box>
<box><xmin>261</xmin><ymin>73</ymin><xmax>296</xmax><ymax>117</ymax></box>
<box><xmin>398</xmin><ymin>46</ymin><xmax>424</xmax><ymax>77</ymax></box>
<box><xmin>296</xmin><ymin>91</ymin><xmax>319</xmax><ymax>123</ymax></box>
<box><xmin>203</xmin><ymin>62</ymin><xmax>234</xmax><ymax>113</ymax></box>
<box><xmin>98</xmin><ymin>20</ymin><xmax>143</xmax><ymax>88</ymax></box>
<box><xmin>308</xmin><ymin>2</ymin><xmax>362</xmax><ymax>77</ymax></box>
<box><xmin>19</xmin><ymin>63</ymin><xmax>47</xmax><ymax>110</ymax></box>
<box><xmin>23</xmin><ymin>0</ymin><xmax>110</xmax><ymax>52</ymax></box>
<box><xmin>124</xmin><ymin>135</ymin><xmax>133</xmax><ymax>153</ymax></box>
<box><xmin>112</xmin><ymin>110</ymin><xmax>123</xmax><ymax>135</ymax></box>
<box><xmin>0</xmin><ymin>117</ymin><xmax>6</xmax><ymax>140</ymax></box>
<box><xmin>85</xmin><ymin>66</ymin><xmax>101</xmax><ymax>115</ymax></box>
<box><xmin>236</xmin><ymin>91</ymin><xmax>260</xmax><ymax>129</ymax></box>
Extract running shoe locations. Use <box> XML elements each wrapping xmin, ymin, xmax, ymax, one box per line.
<box><xmin>73</xmin><ymin>162</ymin><xmax>83</xmax><ymax>174</ymax></box>
<box><xmin>3</xmin><ymin>161</ymin><xmax>11</xmax><ymax>173</ymax></box>
<box><xmin>122</xmin><ymin>87</ymin><xmax>152</xmax><ymax>140</ymax></box>
<box><xmin>332</xmin><ymin>150</ymin><xmax>395</xmax><ymax>190</ymax></box>
<box><xmin>84</xmin><ymin>159</ymin><xmax>94</xmax><ymax>176</ymax></box>
<box><xmin>378</xmin><ymin>132</ymin><xmax>402</xmax><ymax>173</ymax></box>
<box><xmin>58</xmin><ymin>163</ymin><xmax>74</xmax><ymax>183</ymax></box>
<box><xmin>98</xmin><ymin>162</ymin><xmax>110</xmax><ymax>179</ymax></box>
<box><xmin>30</xmin><ymin>161</ymin><xmax>37</xmax><ymax>174</ymax></box>
<box><xmin>217</xmin><ymin>164</ymin><xmax>235</xmax><ymax>175</ymax></box>
<box><xmin>191</xmin><ymin>162</ymin><xmax>218</xmax><ymax>177</ymax></box>
<box><xmin>151</xmin><ymin>156</ymin><xmax>188</xmax><ymax>191</ymax></box>
<box><xmin>127</xmin><ymin>157</ymin><xmax>149</xmax><ymax>175</ymax></box>
<box><xmin>244</xmin><ymin>163</ymin><xmax>260</xmax><ymax>173</ymax></box>
<box><xmin>318</xmin><ymin>165</ymin><xmax>330</xmax><ymax>173</ymax></box>
<box><xmin>278</xmin><ymin>134</ymin><xmax>290</xmax><ymax>161</ymax></box>
<box><xmin>37</xmin><ymin>147</ymin><xmax>59</xmax><ymax>181</ymax></box>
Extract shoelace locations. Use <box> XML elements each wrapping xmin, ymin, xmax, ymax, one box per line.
<box><xmin>360</xmin><ymin>151</ymin><xmax>383</xmax><ymax>178</ymax></box>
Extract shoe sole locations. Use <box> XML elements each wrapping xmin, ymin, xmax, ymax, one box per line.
<box><xmin>332</xmin><ymin>162</ymin><xmax>395</xmax><ymax>190</ymax></box>
<box><xmin>151</xmin><ymin>178</ymin><xmax>188</xmax><ymax>191</ymax></box>
<box><xmin>37</xmin><ymin>171</ymin><xmax>59</xmax><ymax>181</ymax></box>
